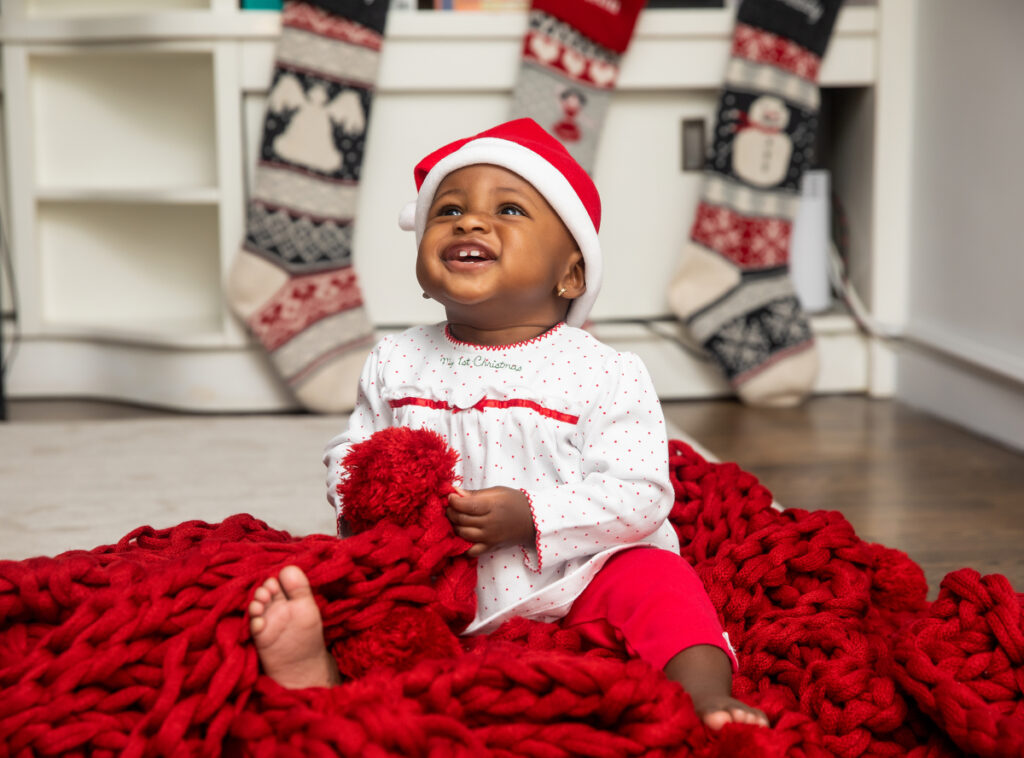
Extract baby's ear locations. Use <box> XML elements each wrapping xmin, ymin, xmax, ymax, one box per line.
<box><xmin>559</xmin><ymin>252</ymin><xmax>586</xmax><ymax>299</ymax></box>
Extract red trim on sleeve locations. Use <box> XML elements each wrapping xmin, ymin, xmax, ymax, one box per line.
<box><xmin>520</xmin><ymin>489</ymin><xmax>544</xmax><ymax>574</ymax></box>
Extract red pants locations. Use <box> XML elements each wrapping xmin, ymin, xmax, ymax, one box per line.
<box><xmin>563</xmin><ymin>547</ymin><xmax>738</xmax><ymax>671</ymax></box>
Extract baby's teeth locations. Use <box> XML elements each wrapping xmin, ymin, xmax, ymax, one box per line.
<box><xmin>460</xmin><ymin>250</ymin><xmax>468</xmax><ymax>257</ymax></box>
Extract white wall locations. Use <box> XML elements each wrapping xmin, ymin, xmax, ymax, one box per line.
<box><xmin>898</xmin><ymin>0</ymin><xmax>1024</xmax><ymax>451</ymax></box>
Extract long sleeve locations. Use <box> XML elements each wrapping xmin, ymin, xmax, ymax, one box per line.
<box><xmin>323</xmin><ymin>338</ymin><xmax>395</xmax><ymax>528</ymax></box>
<box><xmin>520</xmin><ymin>352</ymin><xmax>675</xmax><ymax>572</ymax></box>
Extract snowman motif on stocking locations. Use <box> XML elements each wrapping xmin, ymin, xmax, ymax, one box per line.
<box><xmin>733</xmin><ymin>95</ymin><xmax>793</xmax><ymax>188</ymax></box>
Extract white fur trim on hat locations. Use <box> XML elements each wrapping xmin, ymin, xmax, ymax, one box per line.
<box><xmin>399</xmin><ymin>137</ymin><xmax>601</xmax><ymax>328</ymax></box>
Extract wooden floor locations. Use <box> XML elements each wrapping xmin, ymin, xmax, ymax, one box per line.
<box><xmin>7</xmin><ymin>395</ymin><xmax>1024</xmax><ymax>598</ymax></box>
<box><xmin>662</xmin><ymin>396</ymin><xmax>1024</xmax><ymax>598</ymax></box>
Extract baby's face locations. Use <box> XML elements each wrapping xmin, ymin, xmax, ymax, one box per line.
<box><xmin>417</xmin><ymin>164</ymin><xmax>582</xmax><ymax>332</ymax></box>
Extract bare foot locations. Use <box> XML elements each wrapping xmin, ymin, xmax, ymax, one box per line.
<box><xmin>248</xmin><ymin>565</ymin><xmax>341</xmax><ymax>689</ymax></box>
<box><xmin>664</xmin><ymin>645</ymin><xmax>769</xmax><ymax>730</ymax></box>
<box><xmin>691</xmin><ymin>693</ymin><xmax>770</xmax><ymax>730</ymax></box>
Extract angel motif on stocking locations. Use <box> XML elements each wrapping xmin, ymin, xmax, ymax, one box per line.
<box><xmin>269</xmin><ymin>73</ymin><xmax>365</xmax><ymax>174</ymax></box>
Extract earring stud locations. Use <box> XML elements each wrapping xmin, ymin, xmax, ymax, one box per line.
<box><xmin>557</xmin><ymin>287</ymin><xmax>567</xmax><ymax>297</ymax></box>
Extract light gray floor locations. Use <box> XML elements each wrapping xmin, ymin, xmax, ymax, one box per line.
<box><xmin>0</xmin><ymin>414</ymin><xmax>709</xmax><ymax>560</ymax></box>
<box><xmin>1</xmin><ymin>415</ymin><xmax>344</xmax><ymax>560</ymax></box>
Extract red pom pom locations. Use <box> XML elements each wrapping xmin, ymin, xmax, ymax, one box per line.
<box><xmin>337</xmin><ymin>427</ymin><xmax>460</xmax><ymax>535</ymax></box>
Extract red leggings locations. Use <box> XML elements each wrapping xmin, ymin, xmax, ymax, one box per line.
<box><xmin>563</xmin><ymin>547</ymin><xmax>737</xmax><ymax>671</ymax></box>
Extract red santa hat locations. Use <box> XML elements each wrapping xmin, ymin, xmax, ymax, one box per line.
<box><xmin>399</xmin><ymin>118</ymin><xmax>602</xmax><ymax>328</ymax></box>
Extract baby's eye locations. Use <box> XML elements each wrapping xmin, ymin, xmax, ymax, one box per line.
<box><xmin>498</xmin><ymin>205</ymin><xmax>526</xmax><ymax>216</ymax></box>
<box><xmin>436</xmin><ymin>205</ymin><xmax>462</xmax><ymax>217</ymax></box>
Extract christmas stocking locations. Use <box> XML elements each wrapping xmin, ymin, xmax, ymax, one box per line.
<box><xmin>226</xmin><ymin>0</ymin><xmax>389</xmax><ymax>413</ymax></box>
<box><xmin>667</xmin><ymin>0</ymin><xmax>843</xmax><ymax>406</ymax></box>
<box><xmin>509</xmin><ymin>0</ymin><xmax>647</xmax><ymax>172</ymax></box>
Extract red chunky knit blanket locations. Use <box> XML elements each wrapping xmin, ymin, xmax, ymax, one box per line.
<box><xmin>2</xmin><ymin>431</ymin><xmax>1022</xmax><ymax>757</ymax></box>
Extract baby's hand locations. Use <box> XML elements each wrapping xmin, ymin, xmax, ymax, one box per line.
<box><xmin>446</xmin><ymin>486</ymin><xmax>535</xmax><ymax>557</ymax></box>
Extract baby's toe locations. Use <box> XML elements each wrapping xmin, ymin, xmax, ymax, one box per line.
<box><xmin>262</xmin><ymin>577</ymin><xmax>282</xmax><ymax>597</ymax></box>
<box><xmin>277</xmin><ymin>565</ymin><xmax>310</xmax><ymax>597</ymax></box>
<box><xmin>733</xmin><ymin>707</ymin><xmax>769</xmax><ymax>726</ymax></box>
<box><xmin>702</xmin><ymin>710</ymin><xmax>733</xmax><ymax>730</ymax></box>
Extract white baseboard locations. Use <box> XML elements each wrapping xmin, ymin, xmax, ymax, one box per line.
<box><xmin>896</xmin><ymin>342</ymin><xmax>1024</xmax><ymax>453</ymax></box>
<box><xmin>7</xmin><ymin>314</ymin><xmax>873</xmax><ymax>412</ymax></box>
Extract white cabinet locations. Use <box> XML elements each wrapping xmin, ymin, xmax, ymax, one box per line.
<box><xmin>2</xmin><ymin>16</ymin><xmax>258</xmax><ymax>407</ymax></box>
<box><xmin>11</xmin><ymin>46</ymin><xmax>234</xmax><ymax>344</ymax></box>
<box><xmin>1</xmin><ymin>4</ymin><xmax>905</xmax><ymax>411</ymax></box>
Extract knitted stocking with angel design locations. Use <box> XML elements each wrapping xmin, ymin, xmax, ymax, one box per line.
<box><xmin>226</xmin><ymin>0</ymin><xmax>389</xmax><ymax>413</ymax></box>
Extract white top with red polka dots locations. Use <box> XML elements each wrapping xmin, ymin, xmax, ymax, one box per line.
<box><xmin>324</xmin><ymin>321</ymin><xmax>679</xmax><ymax>635</ymax></box>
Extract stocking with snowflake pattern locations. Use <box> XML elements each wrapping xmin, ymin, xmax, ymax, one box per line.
<box><xmin>226</xmin><ymin>0</ymin><xmax>389</xmax><ymax>413</ymax></box>
<box><xmin>667</xmin><ymin>0</ymin><xmax>843</xmax><ymax>406</ymax></box>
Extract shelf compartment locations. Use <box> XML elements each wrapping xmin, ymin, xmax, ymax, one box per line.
<box><xmin>36</xmin><ymin>186</ymin><xmax>221</xmax><ymax>204</ymax></box>
<box><xmin>22</xmin><ymin>0</ymin><xmax>213</xmax><ymax>16</ymax></box>
<box><xmin>37</xmin><ymin>200</ymin><xmax>225</xmax><ymax>341</ymax></box>
<box><xmin>30</xmin><ymin>48</ymin><xmax>217</xmax><ymax>190</ymax></box>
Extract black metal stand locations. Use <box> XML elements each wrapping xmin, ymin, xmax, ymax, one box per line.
<box><xmin>1</xmin><ymin>211</ymin><xmax>8</xmax><ymax>422</ymax></box>
<box><xmin>0</xmin><ymin>299</ymin><xmax>6</xmax><ymax>422</ymax></box>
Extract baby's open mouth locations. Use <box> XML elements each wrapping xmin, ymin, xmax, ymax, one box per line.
<box><xmin>443</xmin><ymin>244</ymin><xmax>496</xmax><ymax>264</ymax></box>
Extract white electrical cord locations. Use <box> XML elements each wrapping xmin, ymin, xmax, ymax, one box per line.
<box><xmin>0</xmin><ymin>207</ymin><xmax>19</xmax><ymax>382</ymax></box>
<box><xmin>827</xmin><ymin>241</ymin><xmax>902</xmax><ymax>340</ymax></box>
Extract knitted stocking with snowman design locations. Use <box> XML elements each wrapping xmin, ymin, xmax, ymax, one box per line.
<box><xmin>668</xmin><ymin>0</ymin><xmax>843</xmax><ymax>406</ymax></box>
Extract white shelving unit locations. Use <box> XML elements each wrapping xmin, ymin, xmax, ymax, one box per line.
<box><xmin>0</xmin><ymin>3</ymin><xmax>908</xmax><ymax>411</ymax></box>
<box><xmin>17</xmin><ymin>46</ymin><xmax>230</xmax><ymax>345</ymax></box>
<box><xmin>5</xmin><ymin>0</ymin><xmax>236</xmax><ymax>17</ymax></box>
<box><xmin>2</xmin><ymin>9</ymin><xmax>255</xmax><ymax>408</ymax></box>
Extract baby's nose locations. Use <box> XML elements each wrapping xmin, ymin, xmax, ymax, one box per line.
<box><xmin>455</xmin><ymin>209</ymin><xmax>489</xmax><ymax>232</ymax></box>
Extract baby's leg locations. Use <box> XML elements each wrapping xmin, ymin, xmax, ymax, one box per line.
<box><xmin>664</xmin><ymin>644</ymin><xmax>767</xmax><ymax>728</ymax></box>
<box><xmin>248</xmin><ymin>565</ymin><xmax>341</xmax><ymax>689</ymax></box>
<box><xmin>563</xmin><ymin>548</ymin><xmax>767</xmax><ymax>729</ymax></box>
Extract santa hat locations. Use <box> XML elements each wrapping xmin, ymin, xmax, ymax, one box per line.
<box><xmin>399</xmin><ymin>118</ymin><xmax>602</xmax><ymax>328</ymax></box>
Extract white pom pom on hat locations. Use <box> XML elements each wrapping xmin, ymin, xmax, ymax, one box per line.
<box><xmin>398</xmin><ymin>118</ymin><xmax>602</xmax><ymax>328</ymax></box>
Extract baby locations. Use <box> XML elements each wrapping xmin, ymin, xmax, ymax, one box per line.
<box><xmin>249</xmin><ymin>118</ymin><xmax>768</xmax><ymax>729</ymax></box>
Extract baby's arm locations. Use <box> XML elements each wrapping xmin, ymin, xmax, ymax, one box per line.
<box><xmin>323</xmin><ymin>340</ymin><xmax>394</xmax><ymax>531</ymax></box>
<box><xmin>519</xmin><ymin>353</ymin><xmax>675</xmax><ymax>571</ymax></box>
<box><xmin>446</xmin><ymin>486</ymin><xmax>535</xmax><ymax>557</ymax></box>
